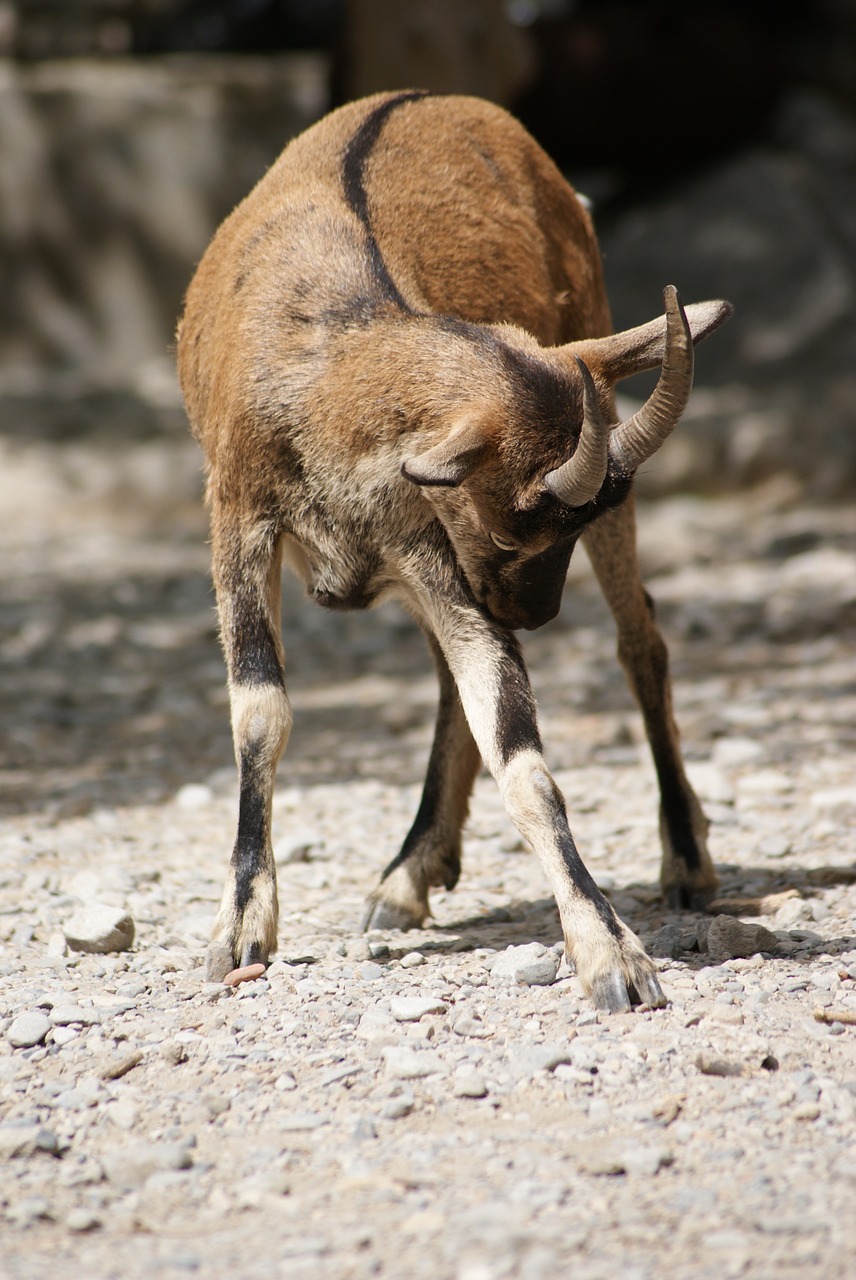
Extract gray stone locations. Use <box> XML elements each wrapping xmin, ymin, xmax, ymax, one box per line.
<box><xmin>274</xmin><ymin>829</ymin><xmax>325</xmax><ymax>863</ymax></box>
<box><xmin>277</xmin><ymin>1112</ymin><xmax>327</xmax><ymax>1132</ymax></box>
<box><xmin>507</xmin><ymin>1043</ymin><xmax>573</xmax><ymax>1080</ymax></box>
<box><xmin>99</xmin><ymin>1049</ymin><xmax>144</xmax><ymax>1081</ymax></box>
<box><xmin>0</xmin><ymin>1123</ymin><xmax>43</xmax><ymax>1159</ymax></box>
<box><xmin>381</xmin><ymin>1092</ymin><xmax>414</xmax><ymax>1119</ymax></box>
<box><xmin>491</xmin><ymin>943</ymin><xmax>560</xmax><ymax>987</ymax></box>
<box><xmin>382</xmin><ymin>1046</ymin><xmax>443</xmax><ymax>1079</ymax></box>
<box><xmin>451</xmin><ymin>1014</ymin><xmax>493</xmax><ymax>1039</ymax></box>
<box><xmin>62</xmin><ymin>905</ymin><xmax>135</xmax><ymax>954</ymax></box>
<box><xmin>706</xmin><ymin>915</ymin><xmax>779</xmax><ymax>962</ymax></box>
<box><xmin>49</xmin><ymin>1004</ymin><xmax>102</xmax><ymax>1027</ymax></box>
<box><xmin>65</xmin><ymin>1208</ymin><xmax>101</xmax><ymax>1233</ymax></box>
<box><xmin>7</xmin><ymin>1197</ymin><xmax>52</xmax><ymax>1227</ymax></box>
<box><xmin>389</xmin><ymin>996</ymin><xmax>447</xmax><ymax>1022</ymax></box>
<box><xmin>696</xmin><ymin>1052</ymin><xmax>745</xmax><ymax>1078</ymax></box>
<box><xmin>579</xmin><ymin>1141</ymin><xmax>674</xmax><ymax>1177</ymax></box>
<box><xmin>101</xmin><ymin>1141</ymin><xmax>193</xmax><ymax>1189</ymax></box>
<box><xmin>6</xmin><ymin>1010</ymin><xmax>51</xmax><ymax>1049</ymax></box>
<box><xmin>453</xmin><ymin>1069</ymin><xmax>489</xmax><ymax>1099</ymax></box>
<box><xmin>351</xmin><ymin>1117</ymin><xmax>378</xmax><ymax>1142</ymax></box>
<box><xmin>648</xmin><ymin>924</ymin><xmax>700</xmax><ymax>958</ymax></box>
<box><xmin>355</xmin><ymin>1007</ymin><xmax>398</xmax><ymax>1043</ymax></box>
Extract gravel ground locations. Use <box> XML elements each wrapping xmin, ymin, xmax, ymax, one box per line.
<box><xmin>1</xmin><ymin>430</ymin><xmax>855</xmax><ymax>1279</ymax></box>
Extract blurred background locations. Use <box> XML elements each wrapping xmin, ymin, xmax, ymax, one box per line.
<box><xmin>1</xmin><ymin>2</ymin><xmax>856</xmax><ymax>820</ymax></box>
<box><xmin>2</xmin><ymin>0</ymin><xmax>856</xmax><ymax>491</ymax></box>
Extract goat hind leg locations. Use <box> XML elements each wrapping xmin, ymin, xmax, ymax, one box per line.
<box><xmin>583</xmin><ymin>496</ymin><xmax>718</xmax><ymax>908</ymax></box>
<box><xmin>207</xmin><ymin>516</ymin><xmax>291</xmax><ymax>979</ymax></box>
<box><xmin>364</xmin><ymin>633</ymin><xmax>481</xmax><ymax>931</ymax></box>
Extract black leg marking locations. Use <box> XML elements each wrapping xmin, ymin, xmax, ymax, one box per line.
<box><xmin>657</xmin><ymin>771</ymin><xmax>703</xmax><ymax>874</ymax></box>
<box><xmin>233</xmin><ymin>757</ymin><xmax>268</xmax><ymax>913</ymax></box>
<box><xmin>494</xmin><ymin>631</ymin><xmax>542</xmax><ymax>766</ymax></box>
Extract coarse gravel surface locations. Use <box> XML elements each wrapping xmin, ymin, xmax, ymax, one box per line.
<box><xmin>1</xmin><ymin>431</ymin><xmax>855</xmax><ymax>1279</ymax></box>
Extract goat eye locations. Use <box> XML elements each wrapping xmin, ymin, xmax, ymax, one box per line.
<box><xmin>489</xmin><ymin>531</ymin><xmax>517</xmax><ymax>553</ymax></box>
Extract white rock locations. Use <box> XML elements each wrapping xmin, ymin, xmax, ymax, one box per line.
<box><xmin>63</xmin><ymin>905</ymin><xmax>135</xmax><ymax>954</ymax></box>
<box><xmin>101</xmin><ymin>1141</ymin><xmax>192</xmax><ymax>1189</ymax></box>
<box><xmin>51</xmin><ymin>1027</ymin><xmax>79</xmax><ymax>1047</ymax></box>
<box><xmin>354</xmin><ymin>1007</ymin><xmax>398</xmax><ymax>1043</ymax></box>
<box><xmin>685</xmin><ymin>762</ymin><xmax>735</xmax><ymax>805</ymax></box>
<box><xmin>775</xmin><ymin>898</ymin><xmax>816</xmax><ymax>928</ymax></box>
<box><xmin>712</xmin><ymin>736</ymin><xmax>763</xmax><ymax>767</ymax></box>
<box><xmin>174</xmin><ymin>783</ymin><xmax>214</xmax><ymax>810</ymax></box>
<box><xmin>274</xmin><ymin>829</ymin><xmax>325</xmax><ymax>864</ymax></box>
<box><xmin>6</xmin><ymin>1010</ymin><xmax>51</xmax><ymax>1048</ymax></box>
<box><xmin>491</xmin><ymin>943</ymin><xmax>560</xmax><ymax>987</ymax></box>
<box><xmin>389</xmin><ymin>996</ymin><xmax>447</xmax><ymax>1022</ymax></box>
<box><xmin>736</xmin><ymin>769</ymin><xmax>794</xmax><ymax>798</ymax></box>
<box><xmin>382</xmin><ymin>1046</ymin><xmax>443</xmax><ymax>1079</ymax></box>
<box><xmin>453</xmin><ymin>1069</ymin><xmax>489</xmax><ymax>1098</ymax></box>
<box><xmin>810</xmin><ymin>786</ymin><xmax>856</xmax><ymax>813</ymax></box>
<box><xmin>49</xmin><ymin>1004</ymin><xmax>102</xmax><ymax>1027</ymax></box>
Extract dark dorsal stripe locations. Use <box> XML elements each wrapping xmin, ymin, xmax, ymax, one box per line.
<box><xmin>341</xmin><ymin>91</ymin><xmax>431</xmax><ymax>311</ymax></box>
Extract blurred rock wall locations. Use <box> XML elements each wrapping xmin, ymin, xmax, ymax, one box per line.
<box><xmin>1</xmin><ymin>52</ymin><xmax>856</xmax><ymax>495</ymax></box>
<box><xmin>0</xmin><ymin>54</ymin><xmax>328</xmax><ymax>438</ymax></box>
<box><xmin>599</xmin><ymin>89</ymin><xmax>856</xmax><ymax>498</ymax></box>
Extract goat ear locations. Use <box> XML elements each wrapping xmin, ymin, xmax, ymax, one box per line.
<box><xmin>401</xmin><ymin>416</ymin><xmax>491</xmax><ymax>487</ymax></box>
<box><xmin>568</xmin><ymin>295</ymin><xmax>732</xmax><ymax>384</ymax></box>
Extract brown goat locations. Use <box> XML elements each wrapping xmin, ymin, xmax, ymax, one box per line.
<box><xmin>178</xmin><ymin>91</ymin><xmax>731</xmax><ymax>1010</ymax></box>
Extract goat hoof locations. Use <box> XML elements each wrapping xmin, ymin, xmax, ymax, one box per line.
<box><xmin>362</xmin><ymin>896</ymin><xmax>425</xmax><ymax>933</ymax></box>
<box><xmin>632</xmin><ymin>969</ymin><xmax>668</xmax><ymax>1008</ymax></box>
<box><xmin>590</xmin><ymin>971</ymin><xmax>633</xmax><ymax>1013</ymax></box>
<box><xmin>239</xmin><ymin>941</ymin><xmax>269</xmax><ymax>968</ymax></box>
<box><xmin>590</xmin><ymin>966</ymin><xmax>667</xmax><ymax>1012</ymax></box>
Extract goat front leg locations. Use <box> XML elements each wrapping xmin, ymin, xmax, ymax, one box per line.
<box><xmin>430</xmin><ymin>600</ymin><xmax>665</xmax><ymax>1012</ymax></box>
<box><xmin>206</xmin><ymin>510</ymin><xmax>291</xmax><ymax>980</ymax></box>
<box><xmin>363</xmin><ymin>632</ymin><xmax>481</xmax><ymax>931</ymax></box>
<box><xmin>583</xmin><ymin>495</ymin><xmax>718</xmax><ymax>908</ymax></box>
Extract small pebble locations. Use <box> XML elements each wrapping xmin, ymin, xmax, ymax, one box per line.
<box><xmin>101</xmin><ymin>1141</ymin><xmax>193</xmax><ymax>1189</ymax></box>
<box><xmin>223</xmin><ymin>963</ymin><xmax>267</xmax><ymax>987</ymax></box>
<box><xmin>491</xmin><ymin>943</ymin><xmax>560</xmax><ymax>987</ymax></box>
<box><xmin>6</xmin><ymin>1011</ymin><xmax>51</xmax><ymax>1049</ymax></box>
<box><xmin>63</xmin><ymin>905</ymin><xmax>135</xmax><ymax>955</ymax></box>
<box><xmin>206</xmin><ymin>943</ymin><xmax>234</xmax><ymax>983</ymax></box>
<box><xmin>382</xmin><ymin>1046</ymin><xmax>442</xmax><ymax>1079</ymax></box>
<box><xmin>706</xmin><ymin>915</ymin><xmax>779</xmax><ymax>963</ymax></box>
<box><xmin>99</xmin><ymin>1049</ymin><xmax>144</xmax><ymax>1081</ymax></box>
<box><xmin>389</xmin><ymin>996</ymin><xmax>447</xmax><ymax>1022</ymax></box>
<box><xmin>453</xmin><ymin>1070</ymin><xmax>489</xmax><ymax>1099</ymax></box>
<box><xmin>66</xmin><ymin>1209</ymin><xmax>101</xmax><ymax>1233</ymax></box>
<box><xmin>695</xmin><ymin>1053</ymin><xmax>744</xmax><ymax>1078</ymax></box>
<box><xmin>381</xmin><ymin>1094</ymin><xmax>414</xmax><ymax>1120</ymax></box>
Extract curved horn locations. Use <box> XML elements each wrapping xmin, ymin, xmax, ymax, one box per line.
<box><xmin>544</xmin><ymin>357</ymin><xmax>610</xmax><ymax>507</ymax></box>
<box><xmin>607</xmin><ymin>286</ymin><xmax>694</xmax><ymax>472</ymax></box>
